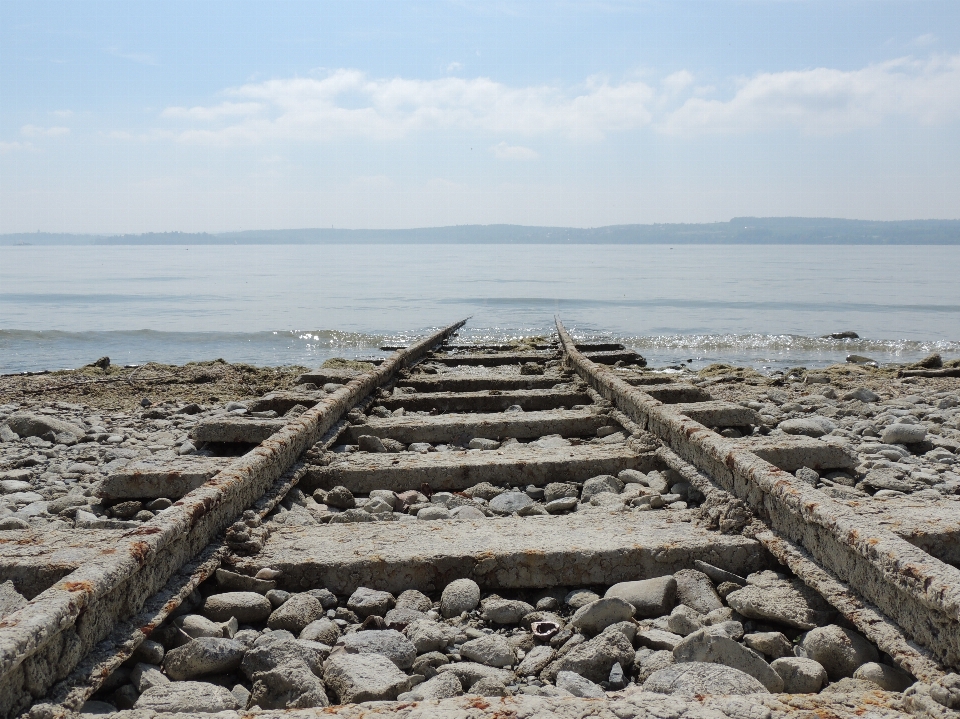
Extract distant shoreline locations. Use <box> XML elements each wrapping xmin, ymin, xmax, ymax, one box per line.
<box><xmin>2</xmin><ymin>217</ymin><xmax>960</xmax><ymax>245</ymax></box>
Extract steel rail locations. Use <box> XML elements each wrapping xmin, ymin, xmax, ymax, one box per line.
<box><xmin>556</xmin><ymin>316</ymin><xmax>960</xmax><ymax>673</ymax></box>
<box><xmin>0</xmin><ymin>319</ymin><xmax>467</xmax><ymax>718</ymax></box>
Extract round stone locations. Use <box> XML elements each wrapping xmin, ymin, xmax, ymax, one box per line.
<box><xmin>440</xmin><ymin>578</ymin><xmax>480</xmax><ymax>618</ymax></box>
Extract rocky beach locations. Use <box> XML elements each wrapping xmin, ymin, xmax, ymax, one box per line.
<box><xmin>2</xmin><ymin>343</ymin><xmax>960</xmax><ymax>716</ymax></box>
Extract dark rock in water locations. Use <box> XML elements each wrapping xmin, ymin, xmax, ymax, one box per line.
<box><xmin>846</xmin><ymin>354</ymin><xmax>877</xmax><ymax>365</ymax></box>
<box><xmin>91</xmin><ymin>356</ymin><xmax>111</xmax><ymax>369</ymax></box>
<box><xmin>825</xmin><ymin>332</ymin><xmax>859</xmax><ymax>339</ymax></box>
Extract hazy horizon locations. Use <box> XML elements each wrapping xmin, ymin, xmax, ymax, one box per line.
<box><xmin>2</xmin><ymin>217</ymin><xmax>960</xmax><ymax>245</ymax></box>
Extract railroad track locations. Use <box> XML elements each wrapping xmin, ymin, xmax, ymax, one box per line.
<box><xmin>2</xmin><ymin>318</ymin><xmax>959</xmax><ymax>719</ymax></box>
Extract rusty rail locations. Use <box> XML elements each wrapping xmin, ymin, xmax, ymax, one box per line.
<box><xmin>556</xmin><ymin>317</ymin><xmax>960</xmax><ymax>674</ymax></box>
<box><xmin>0</xmin><ymin>320</ymin><xmax>466</xmax><ymax>718</ymax></box>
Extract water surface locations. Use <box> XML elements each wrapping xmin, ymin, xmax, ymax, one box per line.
<box><xmin>1</xmin><ymin>244</ymin><xmax>957</xmax><ymax>373</ymax></box>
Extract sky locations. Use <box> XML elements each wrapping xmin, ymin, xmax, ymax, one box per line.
<box><xmin>1</xmin><ymin>0</ymin><xmax>959</xmax><ymax>233</ymax></box>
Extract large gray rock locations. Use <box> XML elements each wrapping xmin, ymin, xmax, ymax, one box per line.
<box><xmin>323</xmin><ymin>652</ymin><xmax>410</xmax><ymax>703</ymax></box>
<box><xmin>517</xmin><ymin>645</ymin><xmax>555</xmax><ymax>676</ymax></box>
<box><xmin>481</xmin><ymin>598</ymin><xmax>534</xmax><ymax>624</ymax></box>
<box><xmin>248</xmin><ymin>663</ymin><xmax>329</xmax><ymax>709</ymax></box>
<box><xmin>644</xmin><ymin>662</ymin><xmax>769</xmax><ymax>696</ymax></box>
<box><xmin>743</xmin><ymin>632</ymin><xmax>795</xmax><ymax>660</ymax></box>
<box><xmin>384</xmin><ymin>606</ymin><xmax>426</xmax><ymax>625</ymax></box>
<box><xmin>881</xmin><ymin>423</ymin><xmax>927</xmax><ymax>445</ymax></box>
<box><xmin>544</xmin><ymin>482</ymin><xmax>579</xmax><ymax>503</ymax></box>
<box><xmin>565</xmin><ymin>589</ymin><xmax>601</xmax><ymax>609</ymax></box>
<box><xmin>853</xmin><ymin>662</ymin><xmax>913</xmax><ymax>692</ymax></box>
<box><xmin>300</xmin><ymin>618</ymin><xmax>341</xmax><ymax>645</ymax></box>
<box><xmin>441</xmin><ymin>578</ymin><xmax>480</xmax><ymax>617</ymax></box>
<box><xmin>418</xmin><ymin>505</ymin><xmax>452</xmax><ymax>520</ymax></box>
<box><xmin>173</xmin><ymin>614</ymin><xmax>232</xmax><ymax>640</ymax></box>
<box><xmin>267</xmin><ymin>593</ymin><xmax>324</xmax><ymax>633</ymax></box>
<box><xmin>544</xmin><ymin>630</ymin><xmax>634</xmax><ymax>684</ymax></box>
<box><xmin>469</xmin><ymin>677</ymin><xmax>512</xmax><ymax>697</ymax></box>
<box><xmin>673</xmin><ymin>569</ymin><xmax>723</xmax><ymax>614</ymax></box>
<box><xmin>460</xmin><ymin>634</ymin><xmax>516</xmax><ymax>668</ymax></box>
<box><xmin>405</xmin><ymin>619</ymin><xmax>455</xmax><ymax>654</ymax></box>
<box><xmin>666</xmin><ymin>605</ymin><xmax>704</xmax><ymax>637</ymax></box>
<box><xmin>488</xmin><ymin>492</ymin><xmax>533</xmax><ymax>514</ymax></box>
<box><xmin>771</xmin><ymin>657</ymin><xmax>828</xmax><ymax>693</ymax></box>
<box><xmin>202</xmin><ymin>592</ymin><xmax>272</xmax><ymax>623</ymax></box>
<box><xmin>726</xmin><ymin>574</ymin><xmax>833</xmax><ymax>630</ymax></box>
<box><xmin>334</xmin><ymin>629</ymin><xmax>417</xmax><ymax>669</ymax></box>
<box><xmin>798</xmin><ymin>625</ymin><xmax>879</xmax><ymax>680</ymax></box>
<box><xmin>346</xmin><ymin>587</ymin><xmax>395</xmax><ymax>618</ymax></box>
<box><xmin>436</xmin><ymin>662</ymin><xmax>513</xmax><ymax>690</ymax></box>
<box><xmin>5</xmin><ymin>412</ymin><xmax>85</xmax><ymax>442</ymax></box>
<box><xmin>673</xmin><ymin>629</ymin><xmax>783</xmax><ymax>692</ymax></box>
<box><xmin>635</xmin><ymin>649</ymin><xmax>675</xmax><ymax>683</ymax></box>
<box><xmin>581</xmin><ymin>475</ymin><xmax>624</xmax><ymax>501</ymax></box>
<box><xmin>130</xmin><ymin>663</ymin><xmax>169</xmax><ymax>692</ymax></box>
<box><xmin>637</xmin><ymin>628</ymin><xmax>684</xmax><ymax>651</ymax></box>
<box><xmin>779</xmin><ymin>417</ymin><xmax>836</xmax><ymax>438</ymax></box>
<box><xmin>134</xmin><ymin>682</ymin><xmax>240</xmax><ymax>712</ymax></box>
<box><xmin>162</xmin><ymin>637</ymin><xmax>246</xmax><ymax>680</ymax></box>
<box><xmin>398</xmin><ymin>672</ymin><xmax>463</xmax><ymax>700</ymax></box>
<box><xmin>604</xmin><ymin>576</ymin><xmax>676</xmax><ymax>617</ymax></box>
<box><xmin>464</xmin><ymin>482</ymin><xmax>506</xmax><ymax>500</ymax></box>
<box><xmin>556</xmin><ymin>671</ymin><xmax>605</xmax><ymax>698</ymax></box>
<box><xmin>241</xmin><ymin>635</ymin><xmax>327</xmax><ymax>679</ymax></box>
<box><xmin>396</xmin><ymin>588</ymin><xmax>433</xmax><ymax>612</ymax></box>
<box><xmin>569</xmin><ymin>597</ymin><xmax>634</xmax><ymax>635</ymax></box>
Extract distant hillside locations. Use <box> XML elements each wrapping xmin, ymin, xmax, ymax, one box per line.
<box><xmin>2</xmin><ymin>218</ymin><xmax>959</xmax><ymax>245</ymax></box>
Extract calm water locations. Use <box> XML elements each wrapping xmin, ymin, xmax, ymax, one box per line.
<box><xmin>1</xmin><ymin>244</ymin><xmax>958</xmax><ymax>373</ymax></box>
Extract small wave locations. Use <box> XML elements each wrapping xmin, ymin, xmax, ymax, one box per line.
<box><xmin>1</xmin><ymin>327</ymin><xmax>957</xmax><ymax>374</ymax></box>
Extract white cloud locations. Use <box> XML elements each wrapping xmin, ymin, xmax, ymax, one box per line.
<box><xmin>661</xmin><ymin>54</ymin><xmax>960</xmax><ymax>135</ymax></box>
<box><xmin>20</xmin><ymin>125</ymin><xmax>70</xmax><ymax>138</ymax></box>
<box><xmin>447</xmin><ymin>62</ymin><xmax>462</xmax><ymax>73</ymax></box>
<box><xmin>154</xmin><ymin>53</ymin><xmax>960</xmax><ymax>146</ymax></box>
<box><xmin>161</xmin><ymin>69</ymin><xmax>655</xmax><ymax>144</ymax></box>
<box><xmin>0</xmin><ymin>141</ymin><xmax>26</xmax><ymax>153</ymax></box>
<box><xmin>662</xmin><ymin>70</ymin><xmax>693</xmax><ymax>94</ymax></box>
<box><xmin>492</xmin><ymin>141</ymin><xmax>538</xmax><ymax>160</ymax></box>
<box><xmin>161</xmin><ymin>102</ymin><xmax>263</xmax><ymax>121</ymax></box>
<box><xmin>50</xmin><ymin>110</ymin><xmax>74</xmax><ymax>119</ymax></box>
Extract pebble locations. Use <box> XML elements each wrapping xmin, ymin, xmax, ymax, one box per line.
<box><xmin>459</xmin><ymin>634</ymin><xmax>516</xmax><ymax>668</ymax></box>
<box><xmin>162</xmin><ymin>637</ymin><xmax>246</xmax><ymax>680</ymax></box>
<box><xmin>556</xmin><ymin>670</ymin><xmax>605</xmax><ymax>698</ymax></box>
<box><xmin>346</xmin><ymin>587</ymin><xmax>395</xmax><ymax>618</ymax></box>
<box><xmin>881</xmin><ymin>424</ymin><xmax>927</xmax><ymax>445</ymax></box>
<box><xmin>202</xmin><ymin>592</ymin><xmax>272</xmax><ymax>623</ymax></box>
<box><xmin>569</xmin><ymin>597</ymin><xmax>635</xmax><ymax>635</ymax></box>
<box><xmin>336</xmin><ymin>629</ymin><xmax>417</xmax><ymax>669</ymax></box>
<box><xmin>267</xmin><ymin>592</ymin><xmax>324</xmax><ymax>632</ymax></box>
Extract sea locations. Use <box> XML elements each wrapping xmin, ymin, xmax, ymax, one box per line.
<box><xmin>1</xmin><ymin>243</ymin><xmax>959</xmax><ymax>375</ymax></box>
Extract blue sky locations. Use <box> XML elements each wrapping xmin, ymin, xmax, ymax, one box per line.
<box><xmin>1</xmin><ymin>0</ymin><xmax>959</xmax><ymax>232</ymax></box>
